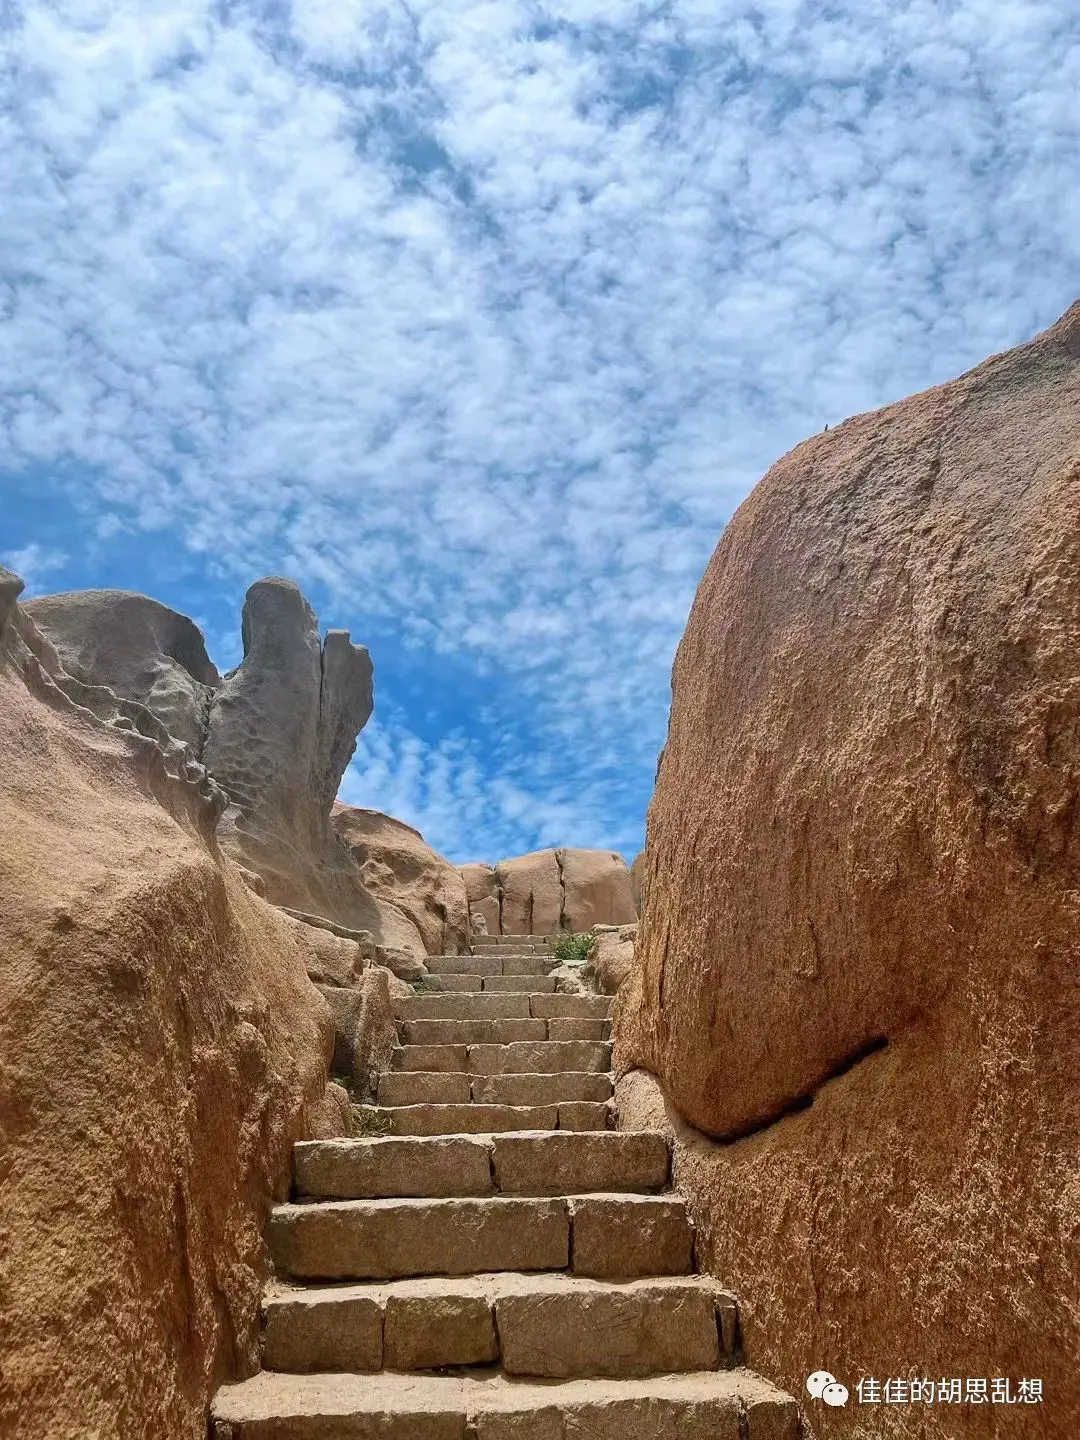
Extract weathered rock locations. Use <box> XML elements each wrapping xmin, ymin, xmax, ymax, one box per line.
<box><xmin>461</xmin><ymin>863</ymin><xmax>500</xmax><ymax>936</ymax></box>
<box><xmin>496</xmin><ymin>849</ymin><xmax>563</xmax><ymax>934</ymax></box>
<box><xmin>616</xmin><ymin>304</ymin><xmax>1080</xmax><ymax>1435</ymax></box>
<box><xmin>461</xmin><ymin>849</ymin><xmax>637</xmax><ymax>935</ymax></box>
<box><xmin>317</xmin><ymin>967</ymin><xmax>398</xmax><ymax>1100</ymax></box>
<box><xmin>332</xmin><ymin>805</ymin><xmax>470</xmax><ymax>956</ymax></box>
<box><xmin>586</xmin><ymin>924</ymin><xmax>637</xmax><ymax>996</ymax></box>
<box><xmin>629</xmin><ymin>851</ymin><xmax>646</xmax><ymax>914</ymax></box>
<box><xmin>0</xmin><ymin>573</ymin><xmax>332</xmax><ymax>1440</ymax></box>
<box><xmin>24</xmin><ymin>587</ymin><xmax>221</xmax><ymax>750</ymax></box>
<box><xmin>558</xmin><ymin>848</ymin><xmax>636</xmax><ymax>932</ymax></box>
<box><xmin>308</xmin><ymin>1082</ymin><xmax>355</xmax><ymax>1141</ymax></box>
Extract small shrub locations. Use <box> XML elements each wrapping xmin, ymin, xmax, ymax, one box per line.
<box><xmin>350</xmin><ymin>1104</ymin><xmax>392</xmax><ymax>1138</ymax></box>
<box><xmin>552</xmin><ymin>931</ymin><xmax>594</xmax><ymax>965</ymax></box>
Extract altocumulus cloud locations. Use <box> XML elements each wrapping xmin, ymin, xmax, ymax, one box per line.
<box><xmin>1</xmin><ymin>0</ymin><xmax>1078</xmax><ymax>862</ymax></box>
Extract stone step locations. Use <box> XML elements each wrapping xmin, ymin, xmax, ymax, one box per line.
<box><xmin>213</xmin><ymin>1367</ymin><xmax>800</xmax><ymax>1440</ymax></box>
<box><xmin>548</xmin><ymin>1017</ymin><xmax>611</xmax><ymax>1042</ymax></box>
<box><xmin>465</xmin><ymin>1040</ymin><xmax>612</xmax><ymax>1075</ymax></box>
<box><xmin>268</xmin><ymin>1194</ymin><xmax>692</xmax><ymax>1281</ymax></box>
<box><xmin>377</xmin><ymin>1100</ymin><xmax>610</xmax><ymax>1135</ymax></box>
<box><xmin>397</xmin><ymin>993</ymin><xmax>533</xmax><ymax>1021</ymax></box>
<box><xmin>427</xmin><ymin>955</ymin><xmax>558</xmax><ymax>978</ymax></box>
<box><xmin>378</xmin><ymin>1071</ymin><xmax>613</xmax><ymax>1108</ymax></box>
<box><xmin>481</xmin><ymin>974</ymin><xmax>558</xmax><ymax>993</ymax></box>
<box><xmin>472</xmin><ymin>934</ymin><xmax>551</xmax><ymax>947</ymax></box>
<box><xmin>529</xmin><ymin>992</ymin><xmax>612</xmax><ymax>1019</ymax></box>
<box><xmin>261</xmin><ymin>1273</ymin><xmax>736</xmax><ymax>1377</ymax></box>
<box><xmin>398</xmin><ymin>1019</ymin><xmax>548</xmax><ymax>1047</ymax></box>
<box><xmin>393</xmin><ymin>1040</ymin><xmax>611</xmax><ymax>1074</ymax></box>
<box><xmin>295</xmin><ymin>1131</ymin><xmax>671</xmax><ymax>1200</ymax></box>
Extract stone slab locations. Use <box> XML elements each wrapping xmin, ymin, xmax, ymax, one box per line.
<box><xmin>211</xmin><ymin>1369</ymin><xmax>799</xmax><ymax>1440</ymax></box>
<box><xmin>472</xmin><ymin>1072</ymin><xmax>613</xmax><ymax>1106</ymax></box>
<box><xmin>262</xmin><ymin>1288</ymin><xmax>383</xmax><ymax>1373</ymax></box>
<box><xmin>466</xmin><ymin>1041</ymin><xmax>611</xmax><ymax>1075</ymax></box>
<box><xmin>500</xmin><ymin>956</ymin><xmax>558</xmax><ymax>976</ymax></box>
<box><xmin>557</xmin><ymin>1101</ymin><xmax>611</xmax><ymax>1131</ymax></box>
<box><xmin>391</xmin><ymin>1043</ymin><xmax>469</xmax><ymax>1072</ymax></box>
<box><xmin>491</xmin><ymin>1131</ymin><xmax>670</xmax><ymax>1196</ymax></box>
<box><xmin>494</xmin><ymin>1275</ymin><xmax>721</xmax><ymax>1378</ymax></box>
<box><xmin>383</xmin><ymin>1103</ymin><xmax>560</xmax><ymax>1136</ymax></box>
<box><xmin>400</xmin><ymin>1019</ymin><xmax>547</xmax><ymax>1046</ymax></box>
<box><xmin>385</xmin><ymin>1288</ymin><xmax>498</xmax><ymax>1370</ymax></box>
<box><xmin>268</xmin><ymin>1197</ymin><xmax>569</xmax><ymax>1279</ymax></box>
<box><xmin>546</xmin><ymin>1018</ymin><xmax>608</xmax><ymax>1042</ymax></box>
<box><xmin>430</xmin><ymin>974</ymin><xmax>483</xmax><ymax>992</ymax></box>
<box><xmin>427</xmin><ymin>955</ymin><xmax>503</xmax><ymax>976</ymax></box>
<box><xmin>482</xmin><ymin>975</ymin><xmax>557</xmax><ymax>993</ymax></box>
<box><xmin>529</xmin><ymin>993</ymin><xmax>612</xmax><ymax>1020</ymax></box>
<box><xmin>569</xmin><ymin>1195</ymin><xmax>694</xmax><ymax>1279</ymax></box>
<box><xmin>377</xmin><ymin>1071</ymin><xmax>472</xmax><ymax>1107</ymax></box>
<box><xmin>295</xmin><ymin>1135</ymin><xmax>495</xmax><ymax>1199</ymax></box>
<box><xmin>397</xmin><ymin>994</ymin><xmax>532</xmax><ymax>1021</ymax></box>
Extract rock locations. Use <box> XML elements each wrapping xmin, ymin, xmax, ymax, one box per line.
<box><xmin>308</xmin><ymin>1082</ymin><xmax>354</xmax><ymax>1141</ymax></box>
<box><xmin>0</xmin><ymin>572</ymin><xmax>332</xmax><ymax>1439</ymax></box>
<box><xmin>24</xmin><ymin>588</ymin><xmax>221</xmax><ymax>750</ymax></box>
<box><xmin>461</xmin><ymin>862</ymin><xmax>500</xmax><ymax>935</ymax></box>
<box><xmin>616</xmin><ymin>304</ymin><xmax>1080</xmax><ymax>1431</ymax></box>
<box><xmin>281</xmin><ymin>916</ymin><xmax>365</xmax><ymax>989</ymax></box>
<box><xmin>629</xmin><ymin>851</ymin><xmax>646</xmax><ymax>915</ymax></box>
<box><xmin>497</xmin><ymin>850</ymin><xmax>563</xmax><ymax>934</ymax></box>
<box><xmin>585</xmin><ymin>924</ymin><xmax>637</xmax><ymax>996</ymax></box>
<box><xmin>331</xmin><ymin>806</ymin><xmax>469</xmax><ymax>956</ymax></box>
<box><xmin>317</xmin><ymin>967</ymin><xmax>398</xmax><ymax>1100</ymax></box>
<box><xmin>557</xmin><ymin>849</ymin><xmax>636</xmax><ymax>932</ymax></box>
<box><xmin>461</xmin><ymin>850</ymin><xmax>637</xmax><ymax>935</ymax></box>
<box><xmin>470</xmin><ymin>910</ymin><xmax>489</xmax><ymax>935</ymax></box>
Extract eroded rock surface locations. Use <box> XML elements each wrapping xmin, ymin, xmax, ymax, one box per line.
<box><xmin>460</xmin><ymin>849</ymin><xmax>637</xmax><ymax>936</ymax></box>
<box><xmin>616</xmin><ymin>304</ymin><xmax>1080</xmax><ymax>1436</ymax></box>
<box><xmin>332</xmin><ymin>805</ymin><xmax>469</xmax><ymax>955</ymax></box>
<box><xmin>0</xmin><ymin>566</ymin><xmax>334</xmax><ymax>1440</ymax></box>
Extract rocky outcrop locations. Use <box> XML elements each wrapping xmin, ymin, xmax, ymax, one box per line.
<box><xmin>0</xmin><ymin>566</ymin><xmax>334</xmax><ymax>1440</ymax></box>
<box><xmin>616</xmin><ymin>305</ymin><xmax>1080</xmax><ymax>1435</ymax></box>
<box><xmin>460</xmin><ymin>849</ymin><xmax>637</xmax><ymax>935</ymax></box>
<box><xmin>585</xmin><ymin>923</ymin><xmax>637</xmax><ymax>996</ymax></box>
<box><xmin>24</xmin><ymin>588</ymin><xmax>222</xmax><ymax>751</ymax></box>
<box><xmin>629</xmin><ymin>851</ymin><xmax>646</xmax><ymax>915</ymax></box>
<box><xmin>332</xmin><ymin>805</ymin><xmax>469</xmax><ymax>955</ymax></box>
<box><xmin>27</xmin><ymin>575</ymin><xmax>428</xmax><ymax>954</ymax></box>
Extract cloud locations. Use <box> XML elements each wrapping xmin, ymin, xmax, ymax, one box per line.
<box><xmin>1</xmin><ymin>542</ymin><xmax>69</xmax><ymax>596</ymax></box>
<box><xmin>1</xmin><ymin>0</ymin><xmax>1078</xmax><ymax>856</ymax></box>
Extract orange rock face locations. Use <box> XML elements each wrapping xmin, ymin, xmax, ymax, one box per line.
<box><xmin>460</xmin><ymin>850</ymin><xmax>637</xmax><ymax>935</ymax></box>
<box><xmin>0</xmin><ymin>572</ymin><xmax>333</xmax><ymax>1440</ymax></box>
<box><xmin>331</xmin><ymin>805</ymin><xmax>469</xmax><ymax>955</ymax></box>
<box><xmin>616</xmin><ymin>305</ymin><xmax>1080</xmax><ymax>1436</ymax></box>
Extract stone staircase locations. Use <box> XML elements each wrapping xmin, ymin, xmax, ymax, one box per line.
<box><xmin>212</xmin><ymin>935</ymin><xmax>800</xmax><ymax>1438</ymax></box>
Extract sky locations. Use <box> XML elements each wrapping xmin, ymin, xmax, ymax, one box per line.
<box><xmin>1</xmin><ymin>0</ymin><xmax>1078</xmax><ymax>865</ymax></box>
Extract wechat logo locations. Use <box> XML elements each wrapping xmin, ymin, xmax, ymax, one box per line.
<box><xmin>807</xmin><ymin>1371</ymin><xmax>850</xmax><ymax>1407</ymax></box>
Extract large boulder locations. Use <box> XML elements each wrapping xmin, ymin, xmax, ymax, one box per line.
<box><xmin>0</xmin><ymin>566</ymin><xmax>333</xmax><ymax>1439</ymax></box>
<box><xmin>24</xmin><ymin>588</ymin><xmax>221</xmax><ymax>750</ymax></box>
<box><xmin>460</xmin><ymin>849</ymin><xmax>637</xmax><ymax>935</ymax></box>
<box><xmin>27</xmin><ymin>575</ymin><xmax>427</xmax><ymax>954</ymax></box>
<box><xmin>461</xmin><ymin>862</ymin><xmax>501</xmax><ymax>935</ymax></box>
<box><xmin>331</xmin><ymin>805</ymin><xmax>469</xmax><ymax>955</ymax></box>
<box><xmin>616</xmin><ymin>305</ymin><xmax>1080</xmax><ymax>1433</ymax></box>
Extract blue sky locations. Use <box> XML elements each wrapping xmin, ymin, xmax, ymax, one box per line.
<box><xmin>1</xmin><ymin>0</ymin><xmax>1078</xmax><ymax>865</ymax></box>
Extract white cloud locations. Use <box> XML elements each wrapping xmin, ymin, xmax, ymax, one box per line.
<box><xmin>1</xmin><ymin>0</ymin><xmax>1078</xmax><ymax>854</ymax></box>
<box><xmin>1</xmin><ymin>542</ymin><xmax>69</xmax><ymax>595</ymax></box>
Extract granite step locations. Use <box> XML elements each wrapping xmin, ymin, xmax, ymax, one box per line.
<box><xmin>268</xmin><ymin>1193</ymin><xmax>693</xmax><ymax>1281</ymax></box>
<box><xmin>261</xmin><ymin>1272</ymin><xmax>737</xmax><ymax>1377</ymax></box>
<box><xmin>378</xmin><ymin>1070</ymin><xmax>613</xmax><ymax>1108</ymax></box>
<box><xmin>294</xmin><ymin>1131</ymin><xmax>671</xmax><ymax>1200</ymax></box>
<box><xmin>376</xmin><ymin>1100</ymin><xmax>610</xmax><ymax>1135</ymax></box>
<box><xmin>212</xmin><ymin>1368</ymin><xmax>801</xmax><ymax>1440</ymax></box>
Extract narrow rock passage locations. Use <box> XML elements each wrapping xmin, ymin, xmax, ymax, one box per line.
<box><xmin>212</xmin><ymin>935</ymin><xmax>800</xmax><ymax>1438</ymax></box>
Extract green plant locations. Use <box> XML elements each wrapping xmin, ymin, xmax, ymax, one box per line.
<box><xmin>551</xmin><ymin>931</ymin><xmax>594</xmax><ymax>965</ymax></box>
<box><xmin>350</xmin><ymin>1104</ymin><xmax>392</xmax><ymax>1138</ymax></box>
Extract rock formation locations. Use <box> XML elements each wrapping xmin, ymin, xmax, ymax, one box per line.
<box><xmin>460</xmin><ymin>849</ymin><xmax>637</xmax><ymax>935</ymax></box>
<box><xmin>616</xmin><ymin>304</ymin><xmax>1080</xmax><ymax>1435</ymax></box>
<box><xmin>629</xmin><ymin>850</ymin><xmax>646</xmax><ymax>914</ymax></box>
<box><xmin>26</xmin><ymin>577</ymin><xmax>429</xmax><ymax>955</ymax></box>
<box><xmin>0</xmin><ymin>565</ymin><xmax>337</xmax><ymax>1440</ymax></box>
<box><xmin>586</xmin><ymin>923</ymin><xmax>637</xmax><ymax>995</ymax></box>
<box><xmin>331</xmin><ymin>805</ymin><xmax>470</xmax><ymax>955</ymax></box>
